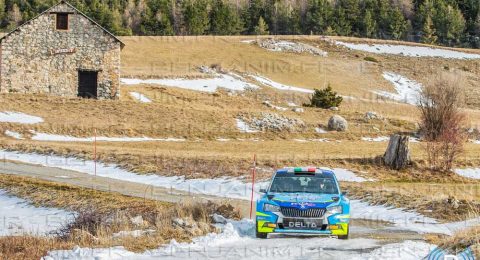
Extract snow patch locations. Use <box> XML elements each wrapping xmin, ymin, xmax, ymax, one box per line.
<box><xmin>336</xmin><ymin>41</ymin><xmax>480</xmax><ymax>59</ymax></box>
<box><xmin>0</xmin><ymin>190</ymin><xmax>74</xmax><ymax>236</ymax></box>
<box><xmin>44</xmin><ymin>218</ymin><xmax>381</xmax><ymax>260</ymax></box>
<box><xmin>129</xmin><ymin>92</ymin><xmax>152</xmax><ymax>103</ymax></box>
<box><xmin>0</xmin><ymin>111</ymin><xmax>44</xmax><ymax>124</ymax></box>
<box><xmin>333</xmin><ymin>168</ymin><xmax>371</xmax><ymax>182</ymax></box>
<box><xmin>351</xmin><ymin>200</ymin><xmax>480</xmax><ymax>235</ymax></box>
<box><xmin>374</xmin><ymin>72</ymin><xmax>422</xmax><ymax>105</ymax></box>
<box><xmin>315</xmin><ymin>127</ymin><xmax>327</xmax><ymax>134</ymax></box>
<box><xmin>121</xmin><ymin>73</ymin><xmax>259</xmax><ymax>93</ymax></box>
<box><xmin>361</xmin><ymin>136</ymin><xmax>390</xmax><ymax>142</ymax></box>
<box><xmin>4</xmin><ymin>130</ymin><xmax>23</xmax><ymax>139</ymax></box>
<box><xmin>0</xmin><ymin>150</ymin><xmax>268</xmax><ymax>200</ymax></box>
<box><xmin>454</xmin><ymin>168</ymin><xmax>480</xmax><ymax>179</ymax></box>
<box><xmin>30</xmin><ymin>131</ymin><xmax>185</xmax><ymax>142</ymax></box>
<box><xmin>351</xmin><ymin>240</ymin><xmax>434</xmax><ymax>260</ymax></box>
<box><xmin>235</xmin><ymin>119</ymin><xmax>259</xmax><ymax>133</ymax></box>
<box><xmin>250</xmin><ymin>75</ymin><xmax>314</xmax><ymax>93</ymax></box>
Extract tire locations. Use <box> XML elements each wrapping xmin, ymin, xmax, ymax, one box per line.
<box><xmin>255</xmin><ymin>221</ymin><xmax>268</xmax><ymax>239</ymax></box>
<box><xmin>337</xmin><ymin>225</ymin><xmax>349</xmax><ymax>240</ymax></box>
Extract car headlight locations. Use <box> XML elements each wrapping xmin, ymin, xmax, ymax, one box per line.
<box><xmin>263</xmin><ymin>203</ymin><xmax>280</xmax><ymax>212</ymax></box>
<box><xmin>326</xmin><ymin>205</ymin><xmax>342</xmax><ymax>214</ymax></box>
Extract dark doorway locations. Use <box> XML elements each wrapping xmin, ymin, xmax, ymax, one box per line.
<box><xmin>78</xmin><ymin>71</ymin><xmax>98</xmax><ymax>98</ymax></box>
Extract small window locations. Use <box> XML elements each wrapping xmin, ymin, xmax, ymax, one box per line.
<box><xmin>56</xmin><ymin>13</ymin><xmax>68</xmax><ymax>30</ymax></box>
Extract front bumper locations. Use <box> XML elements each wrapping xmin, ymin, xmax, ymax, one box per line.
<box><xmin>256</xmin><ymin>211</ymin><xmax>350</xmax><ymax>235</ymax></box>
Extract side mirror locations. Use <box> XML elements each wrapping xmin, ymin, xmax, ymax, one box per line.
<box><xmin>341</xmin><ymin>191</ymin><xmax>348</xmax><ymax>196</ymax></box>
<box><xmin>259</xmin><ymin>188</ymin><xmax>267</xmax><ymax>193</ymax></box>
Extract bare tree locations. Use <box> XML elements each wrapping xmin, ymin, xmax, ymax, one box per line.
<box><xmin>418</xmin><ymin>73</ymin><xmax>466</xmax><ymax>171</ymax></box>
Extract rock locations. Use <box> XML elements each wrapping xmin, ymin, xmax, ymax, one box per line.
<box><xmin>172</xmin><ymin>218</ymin><xmax>185</xmax><ymax>227</ymax></box>
<box><xmin>328</xmin><ymin>115</ymin><xmax>348</xmax><ymax>131</ymax></box>
<box><xmin>239</xmin><ymin>112</ymin><xmax>305</xmax><ymax>132</ymax></box>
<box><xmin>329</xmin><ymin>107</ymin><xmax>339</xmax><ymax>111</ymax></box>
<box><xmin>257</xmin><ymin>38</ymin><xmax>328</xmax><ymax>56</ymax></box>
<box><xmin>211</xmin><ymin>214</ymin><xmax>227</xmax><ymax>224</ymax></box>
<box><xmin>130</xmin><ymin>215</ymin><xmax>144</xmax><ymax>226</ymax></box>
<box><xmin>365</xmin><ymin>111</ymin><xmax>383</xmax><ymax>120</ymax></box>
<box><xmin>292</xmin><ymin>107</ymin><xmax>304</xmax><ymax>113</ymax></box>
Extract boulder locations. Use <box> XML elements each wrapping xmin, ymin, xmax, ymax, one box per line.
<box><xmin>329</xmin><ymin>107</ymin><xmax>339</xmax><ymax>111</ymax></box>
<box><xmin>328</xmin><ymin>115</ymin><xmax>348</xmax><ymax>131</ymax></box>
<box><xmin>292</xmin><ymin>107</ymin><xmax>304</xmax><ymax>113</ymax></box>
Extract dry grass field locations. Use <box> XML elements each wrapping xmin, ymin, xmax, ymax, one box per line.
<box><xmin>1</xmin><ymin>35</ymin><xmax>480</xmax><ymax>258</ymax></box>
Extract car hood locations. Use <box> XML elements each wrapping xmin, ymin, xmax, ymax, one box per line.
<box><xmin>269</xmin><ymin>193</ymin><xmax>339</xmax><ymax>208</ymax></box>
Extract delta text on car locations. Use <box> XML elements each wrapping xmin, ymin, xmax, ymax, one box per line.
<box><xmin>255</xmin><ymin>167</ymin><xmax>350</xmax><ymax>239</ymax></box>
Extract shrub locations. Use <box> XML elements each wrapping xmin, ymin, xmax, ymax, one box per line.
<box><xmin>418</xmin><ymin>74</ymin><xmax>466</xmax><ymax>171</ymax></box>
<box><xmin>364</xmin><ymin>56</ymin><xmax>378</xmax><ymax>62</ymax></box>
<box><xmin>307</xmin><ymin>85</ymin><xmax>343</xmax><ymax>109</ymax></box>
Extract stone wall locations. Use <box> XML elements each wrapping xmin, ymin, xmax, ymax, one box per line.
<box><xmin>0</xmin><ymin>3</ymin><xmax>121</xmax><ymax>99</ymax></box>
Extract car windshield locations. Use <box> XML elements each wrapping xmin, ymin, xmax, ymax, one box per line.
<box><xmin>269</xmin><ymin>175</ymin><xmax>338</xmax><ymax>194</ymax></box>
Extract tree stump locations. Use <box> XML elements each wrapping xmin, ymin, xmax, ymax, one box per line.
<box><xmin>383</xmin><ymin>134</ymin><xmax>411</xmax><ymax>170</ymax></box>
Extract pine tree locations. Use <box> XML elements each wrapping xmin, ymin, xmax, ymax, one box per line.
<box><xmin>362</xmin><ymin>9</ymin><xmax>376</xmax><ymax>37</ymax></box>
<box><xmin>7</xmin><ymin>3</ymin><xmax>22</xmax><ymax>30</ymax></box>
<box><xmin>254</xmin><ymin>16</ymin><xmax>269</xmax><ymax>34</ymax></box>
<box><xmin>387</xmin><ymin>7</ymin><xmax>407</xmax><ymax>39</ymax></box>
<box><xmin>0</xmin><ymin>0</ymin><xmax>5</xmax><ymax>23</ymax></box>
<box><xmin>209</xmin><ymin>0</ymin><xmax>243</xmax><ymax>35</ymax></box>
<box><xmin>421</xmin><ymin>15</ymin><xmax>437</xmax><ymax>44</ymax></box>
<box><xmin>182</xmin><ymin>0</ymin><xmax>210</xmax><ymax>35</ymax></box>
<box><xmin>243</xmin><ymin>0</ymin><xmax>263</xmax><ymax>34</ymax></box>
<box><xmin>305</xmin><ymin>0</ymin><xmax>333</xmax><ymax>34</ymax></box>
<box><xmin>333</xmin><ymin>8</ymin><xmax>351</xmax><ymax>35</ymax></box>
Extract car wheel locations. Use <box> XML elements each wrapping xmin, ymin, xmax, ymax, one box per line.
<box><xmin>337</xmin><ymin>225</ymin><xmax>349</xmax><ymax>240</ymax></box>
<box><xmin>255</xmin><ymin>221</ymin><xmax>268</xmax><ymax>239</ymax></box>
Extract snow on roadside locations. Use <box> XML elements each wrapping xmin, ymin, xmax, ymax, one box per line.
<box><xmin>30</xmin><ymin>131</ymin><xmax>185</xmax><ymax>142</ymax></box>
<box><xmin>0</xmin><ymin>151</ymin><xmax>371</xmax><ymax>202</ymax></box>
<box><xmin>129</xmin><ymin>92</ymin><xmax>152</xmax><ymax>103</ymax></box>
<box><xmin>374</xmin><ymin>72</ymin><xmax>422</xmax><ymax>105</ymax></box>
<box><xmin>235</xmin><ymin>119</ymin><xmax>259</xmax><ymax>133</ymax></box>
<box><xmin>0</xmin><ymin>111</ymin><xmax>44</xmax><ymax>124</ymax></box>
<box><xmin>4</xmin><ymin>130</ymin><xmax>23</xmax><ymax>139</ymax></box>
<box><xmin>0</xmin><ymin>189</ymin><xmax>74</xmax><ymax>236</ymax></box>
<box><xmin>351</xmin><ymin>240</ymin><xmax>435</xmax><ymax>260</ymax></box>
<box><xmin>454</xmin><ymin>168</ymin><xmax>480</xmax><ymax>179</ymax></box>
<box><xmin>361</xmin><ymin>136</ymin><xmax>390</xmax><ymax>142</ymax></box>
<box><xmin>249</xmin><ymin>75</ymin><xmax>314</xmax><ymax>93</ymax></box>
<box><xmin>335</xmin><ymin>41</ymin><xmax>480</xmax><ymax>59</ymax></box>
<box><xmin>44</xmin><ymin>219</ymin><xmax>381</xmax><ymax>260</ymax></box>
<box><xmin>333</xmin><ymin>168</ymin><xmax>372</xmax><ymax>182</ymax></box>
<box><xmin>0</xmin><ymin>150</ymin><xmax>267</xmax><ymax>200</ymax></box>
<box><xmin>121</xmin><ymin>73</ymin><xmax>259</xmax><ymax>93</ymax></box>
<box><xmin>351</xmin><ymin>200</ymin><xmax>480</xmax><ymax>235</ymax></box>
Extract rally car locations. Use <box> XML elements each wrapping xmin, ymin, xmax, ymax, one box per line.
<box><xmin>255</xmin><ymin>167</ymin><xmax>350</xmax><ymax>239</ymax></box>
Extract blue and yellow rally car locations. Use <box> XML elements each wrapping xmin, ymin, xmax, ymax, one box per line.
<box><xmin>256</xmin><ymin>167</ymin><xmax>350</xmax><ymax>239</ymax></box>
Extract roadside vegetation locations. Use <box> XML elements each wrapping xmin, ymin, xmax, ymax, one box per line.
<box><xmin>0</xmin><ymin>174</ymin><xmax>240</xmax><ymax>260</ymax></box>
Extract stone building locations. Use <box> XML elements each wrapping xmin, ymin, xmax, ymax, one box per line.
<box><xmin>0</xmin><ymin>0</ymin><xmax>124</xmax><ymax>99</ymax></box>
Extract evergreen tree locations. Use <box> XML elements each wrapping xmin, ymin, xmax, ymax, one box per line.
<box><xmin>333</xmin><ymin>8</ymin><xmax>351</xmax><ymax>35</ymax></box>
<box><xmin>209</xmin><ymin>0</ymin><xmax>242</xmax><ymax>35</ymax></box>
<box><xmin>243</xmin><ymin>0</ymin><xmax>263</xmax><ymax>34</ymax></box>
<box><xmin>421</xmin><ymin>14</ymin><xmax>437</xmax><ymax>44</ymax></box>
<box><xmin>387</xmin><ymin>7</ymin><xmax>407</xmax><ymax>39</ymax></box>
<box><xmin>362</xmin><ymin>9</ymin><xmax>376</xmax><ymax>37</ymax></box>
<box><xmin>304</xmin><ymin>0</ymin><xmax>332</xmax><ymax>34</ymax></box>
<box><xmin>254</xmin><ymin>16</ymin><xmax>269</xmax><ymax>34</ymax></box>
<box><xmin>6</xmin><ymin>3</ymin><xmax>22</xmax><ymax>30</ymax></box>
<box><xmin>182</xmin><ymin>0</ymin><xmax>209</xmax><ymax>35</ymax></box>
